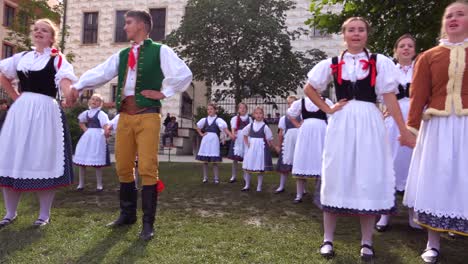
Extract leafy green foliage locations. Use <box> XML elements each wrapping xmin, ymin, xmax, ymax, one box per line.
<box><xmin>6</xmin><ymin>0</ymin><xmax>76</xmax><ymax>62</ymax></box>
<box><xmin>307</xmin><ymin>0</ymin><xmax>453</xmax><ymax>55</ymax></box>
<box><xmin>6</xmin><ymin>0</ymin><xmax>62</xmax><ymax>51</ymax></box>
<box><xmin>64</xmin><ymin>104</ymin><xmax>88</xmax><ymax>150</ymax></box>
<box><xmin>166</xmin><ymin>0</ymin><xmax>326</xmax><ymax>105</ymax></box>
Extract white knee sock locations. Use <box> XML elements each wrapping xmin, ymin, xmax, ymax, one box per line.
<box><xmin>303</xmin><ymin>180</ymin><xmax>308</xmax><ymax>194</ymax></box>
<box><xmin>202</xmin><ymin>163</ymin><xmax>209</xmax><ymax>181</ymax></box>
<box><xmin>213</xmin><ymin>164</ymin><xmax>219</xmax><ymax>182</ymax></box>
<box><xmin>422</xmin><ymin>230</ymin><xmax>441</xmax><ymax>257</ymax></box>
<box><xmin>77</xmin><ymin>166</ymin><xmax>86</xmax><ymax>188</ymax></box>
<box><xmin>243</xmin><ymin>172</ymin><xmax>251</xmax><ymax>189</ymax></box>
<box><xmin>257</xmin><ymin>174</ymin><xmax>263</xmax><ymax>192</ymax></box>
<box><xmin>2</xmin><ymin>188</ymin><xmax>21</xmax><ymax>219</ymax></box>
<box><xmin>360</xmin><ymin>215</ymin><xmax>376</xmax><ymax>255</ymax></box>
<box><xmin>408</xmin><ymin>209</ymin><xmax>422</xmax><ymax>229</ymax></box>
<box><xmin>276</xmin><ymin>173</ymin><xmax>287</xmax><ymax>191</ymax></box>
<box><xmin>295</xmin><ymin>179</ymin><xmax>304</xmax><ymax>200</ymax></box>
<box><xmin>96</xmin><ymin>168</ymin><xmax>103</xmax><ymax>190</ymax></box>
<box><xmin>376</xmin><ymin>214</ymin><xmax>390</xmax><ymax>226</ymax></box>
<box><xmin>231</xmin><ymin>161</ymin><xmax>237</xmax><ymax>180</ymax></box>
<box><xmin>36</xmin><ymin>190</ymin><xmax>55</xmax><ymax>221</ymax></box>
<box><xmin>321</xmin><ymin>212</ymin><xmax>337</xmax><ymax>254</ymax></box>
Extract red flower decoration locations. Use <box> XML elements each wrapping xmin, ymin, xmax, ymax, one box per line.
<box><xmin>50</xmin><ymin>48</ymin><xmax>59</xmax><ymax>57</ymax></box>
<box><xmin>50</xmin><ymin>47</ymin><xmax>63</xmax><ymax>69</ymax></box>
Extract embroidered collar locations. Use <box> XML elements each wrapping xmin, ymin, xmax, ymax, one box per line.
<box><xmin>439</xmin><ymin>38</ymin><xmax>468</xmax><ymax>47</ymax></box>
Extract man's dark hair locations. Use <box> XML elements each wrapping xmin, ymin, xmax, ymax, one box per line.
<box><xmin>0</xmin><ymin>99</ymin><xmax>7</xmax><ymax>105</ymax></box>
<box><xmin>125</xmin><ymin>10</ymin><xmax>153</xmax><ymax>33</ymax></box>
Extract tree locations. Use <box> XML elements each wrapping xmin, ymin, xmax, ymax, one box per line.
<box><xmin>307</xmin><ymin>0</ymin><xmax>452</xmax><ymax>55</ymax></box>
<box><xmin>6</xmin><ymin>0</ymin><xmax>62</xmax><ymax>51</ymax></box>
<box><xmin>165</xmin><ymin>0</ymin><xmax>326</xmax><ymax>105</ymax></box>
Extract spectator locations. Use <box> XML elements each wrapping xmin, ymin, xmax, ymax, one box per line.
<box><xmin>163</xmin><ymin>112</ymin><xmax>171</xmax><ymax>127</ymax></box>
<box><xmin>162</xmin><ymin>116</ymin><xmax>178</xmax><ymax>147</ymax></box>
<box><xmin>274</xmin><ymin>112</ymin><xmax>281</xmax><ymax>124</ymax></box>
<box><xmin>265</xmin><ymin>113</ymin><xmax>273</xmax><ymax>124</ymax></box>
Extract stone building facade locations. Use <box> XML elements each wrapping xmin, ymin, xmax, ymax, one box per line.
<box><xmin>64</xmin><ymin>0</ymin><xmax>343</xmax><ymax>154</ymax></box>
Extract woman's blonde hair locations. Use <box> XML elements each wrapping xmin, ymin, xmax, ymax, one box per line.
<box><xmin>207</xmin><ymin>102</ymin><xmax>218</xmax><ymax>111</ymax></box>
<box><xmin>393</xmin><ymin>34</ymin><xmax>417</xmax><ymax>60</ymax></box>
<box><xmin>341</xmin><ymin>17</ymin><xmax>371</xmax><ymax>35</ymax></box>
<box><xmin>89</xmin><ymin>93</ymin><xmax>104</xmax><ymax>107</ymax></box>
<box><xmin>253</xmin><ymin>106</ymin><xmax>264</xmax><ymax>115</ymax></box>
<box><xmin>440</xmin><ymin>1</ymin><xmax>468</xmax><ymax>40</ymax></box>
<box><xmin>286</xmin><ymin>95</ymin><xmax>297</xmax><ymax>104</ymax></box>
<box><xmin>34</xmin><ymin>19</ymin><xmax>59</xmax><ymax>47</ymax></box>
<box><xmin>237</xmin><ymin>102</ymin><xmax>248</xmax><ymax>111</ymax></box>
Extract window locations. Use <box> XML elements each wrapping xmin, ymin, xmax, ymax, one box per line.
<box><xmin>80</xmin><ymin>90</ymin><xmax>94</xmax><ymax>103</ymax></box>
<box><xmin>115</xmin><ymin>10</ymin><xmax>128</xmax><ymax>43</ymax></box>
<box><xmin>311</xmin><ymin>26</ymin><xmax>329</xmax><ymax>38</ymax></box>
<box><xmin>2</xmin><ymin>43</ymin><xmax>13</xmax><ymax>59</ymax></box>
<box><xmin>83</xmin><ymin>12</ymin><xmax>98</xmax><ymax>44</ymax></box>
<box><xmin>3</xmin><ymin>5</ymin><xmax>15</xmax><ymax>27</ymax></box>
<box><xmin>149</xmin><ymin>8</ymin><xmax>166</xmax><ymax>41</ymax></box>
<box><xmin>111</xmin><ymin>84</ymin><xmax>118</xmax><ymax>102</ymax></box>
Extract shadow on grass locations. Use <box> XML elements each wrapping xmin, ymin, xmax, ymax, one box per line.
<box><xmin>0</xmin><ymin>226</ymin><xmax>44</xmax><ymax>262</ymax></box>
<box><xmin>114</xmin><ymin>238</ymin><xmax>150</xmax><ymax>263</ymax></box>
<box><xmin>74</xmin><ymin>226</ymin><xmax>134</xmax><ymax>264</ymax></box>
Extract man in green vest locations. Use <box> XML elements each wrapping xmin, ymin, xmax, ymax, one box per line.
<box><xmin>70</xmin><ymin>10</ymin><xmax>192</xmax><ymax>241</ymax></box>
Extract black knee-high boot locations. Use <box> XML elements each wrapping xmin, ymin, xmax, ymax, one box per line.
<box><xmin>140</xmin><ymin>184</ymin><xmax>158</xmax><ymax>240</ymax></box>
<box><xmin>107</xmin><ymin>182</ymin><xmax>137</xmax><ymax>227</ymax></box>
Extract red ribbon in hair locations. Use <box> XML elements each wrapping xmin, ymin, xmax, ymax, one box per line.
<box><xmin>359</xmin><ymin>58</ymin><xmax>376</xmax><ymax>87</ymax></box>
<box><xmin>50</xmin><ymin>48</ymin><xmax>62</xmax><ymax>69</ymax></box>
<box><xmin>330</xmin><ymin>60</ymin><xmax>345</xmax><ymax>85</ymax></box>
<box><xmin>156</xmin><ymin>180</ymin><xmax>165</xmax><ymax>193</ymax></box>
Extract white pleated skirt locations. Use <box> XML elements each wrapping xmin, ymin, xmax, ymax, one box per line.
<box><xmin>385</xmin><ymin>98</ymin><xmax>412</xmax><ymax>191</ymax></box>
<box><xmin>404</xmin><ymin>113</ymin><xmax>468</xmax><ymax>228</ymax></box>
<box><xmin>0</xmin><ymin>92</ymin><xmax>65</xmax><ymax>180</ymax></box>
<box><xmin>292</xmin><ymin>119</ymin><xmax>326</xmax><ymax>177</ymax></box>
<box><xmin>73</xmin><ymin>128</ymin><xmax>109</xmax><ymax>166</ymax></box>
<box><xmin>281</xmin><ymin>128</ymin><xmax>299</xmax><ymax>165</ymax></box>
<box><xmin>320</xmin><ymin>100</ymin><xmax>395</xmax><ymax>212</ymax></box>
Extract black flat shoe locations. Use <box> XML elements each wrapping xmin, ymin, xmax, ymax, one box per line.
<box><xmin>241</xmin><ymin>188</ymin><xmax>250</xmax><ymax>192</ymax></box>
<box><xmin>229</xmin><ymin>178</ymin><xmax>237</xmax><ymax>183</ymax></box>
<box><xmin>421</xmin><ymin>248</ymin><xmax>439</xmax><ymax>263</ymax></box>
<box><xmin>76</xmin><ymin>187</ymin><xmax>84</xmax><ymax>191</ymax></box>
<box><xmin>0</xmin><ymin>217</ymin><xmax>16</xmax><ymax>229</ymax></box>
<box><xmin>33</xmin><ymin>218</ymin><xmax>50</xmax><ymax>227</ymax></box>
<box><xmin>96</xmin><ymin>188</ymin><xmax>104</xmax><ymax>192</ymax></box>
<box><xmin>319</xmin><ymin>241</ymin><xmax>335</xmax><ymax>259</ymax></box>
<box><xmin>274</xmin><ymin>189</ymin><xmax>285</xmax><ymax>194</ymax></box>
<box><xmin>293</xmin><ymin>198</ymin><xmax>302</xmax><ymax>204</ymax></box>
<box><xmin>202</xmin><ymin>179</ymin><xmax>208</xmax><ymax>184</ymax></box>
<box><xmin>375</xmin><ymin>224</ymin><xmax>389</xmax><ymax>232</ymax></box>
<box><xmin>360</xmin><ymin>244</ymin><xmax>375</xmax><ymax>262</ymax></box>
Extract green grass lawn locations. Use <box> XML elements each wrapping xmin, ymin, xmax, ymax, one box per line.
<box><xmin>0</xmin><ymin>162</ymin><xmax>467</xmax><ymax>264</ymax></box>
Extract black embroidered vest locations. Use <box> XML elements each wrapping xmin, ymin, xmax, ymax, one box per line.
<box><xmin>17</xmin><ymin>54</ymin><xmax>57</xmax><ymax>98</ymax></box>
<box><xmin>331</xmin><ymin>53</ymin><xmax>378</xmax><ymax>103</ymax></box>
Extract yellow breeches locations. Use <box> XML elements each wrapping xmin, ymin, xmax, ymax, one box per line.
<box><xmin>115</xmin><ymin>113</ymin><xmax>161</xmax><ymax>185</ymax></box>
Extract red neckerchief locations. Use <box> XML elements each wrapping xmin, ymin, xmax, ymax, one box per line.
<box><xmin>127</xmin><ymin>45</ymin><xmax>140</xmax><ymax>70</ymax></box>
